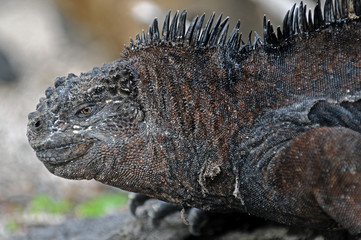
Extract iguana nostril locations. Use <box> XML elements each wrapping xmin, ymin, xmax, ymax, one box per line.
<box><xmin>33</xmin><ymin>120</ymin><xmax>42</xmax><ymax>130</ymax></box>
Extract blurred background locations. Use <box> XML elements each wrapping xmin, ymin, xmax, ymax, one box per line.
<box><xmin>0</xmin><ymin>0</ymin><xmax>317</xmax><ymax>238</ymax></box>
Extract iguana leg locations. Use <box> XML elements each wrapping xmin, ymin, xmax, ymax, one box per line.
<box><xmin>269</xmin><ymin>127</ymin><xmax>361</xmax><ymax>234</ymax></box>
<box><xmin>128</xmin><ymin>193</ymin><xmax>206</xmax><ymax>234</ymax></box>
<box><xmin>147</xmin><ymin>200</ymin><xmax>181</xmax><ymax>226</ymax></box>
<box><xmin>128</xmin><ymin>193</ymin><xmax>249</xmax><ymax>235</ymax></box>
<box><xmin>128</xmin><ymin>193</ymin><xmax>213</xmax><ymax>234</ymax></box>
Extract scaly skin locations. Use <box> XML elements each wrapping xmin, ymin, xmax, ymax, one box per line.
<box><xmin>27</xmin><ymin>1</ymin><xmax>361</xmax><ymax>235</ymax></box>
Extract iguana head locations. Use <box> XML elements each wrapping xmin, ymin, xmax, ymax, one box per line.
<box><xmin>27</xmin><ymin>60</ymin><xmax>146</xmax><ymax>183</ymax></box>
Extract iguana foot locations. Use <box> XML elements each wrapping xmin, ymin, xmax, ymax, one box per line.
<box><xmin>181</xmin><ymin>208</ymin><xmax>242</xmax><ymax>236</ymax></box>
<box><xmin>129</xmin><ymin>193</ymin><xmax>204</xmax><ymax>234</ymax></box>
<box><xmin>128</xmin><ymin>193</ymin><xmax>261</xmax><ymax>236</ymax></box>
<box><xmin>146</xmin><ymin>199</ymin><xmax>181</xmax><ymax>226</ymax></box>
<box><xmin>129</xmin><ymin>193</ymin><xmax>181</xmax><ymax>226</ymax></box>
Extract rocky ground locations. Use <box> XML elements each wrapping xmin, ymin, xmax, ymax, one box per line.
<box><xmin>2</xmin><ymin>0</ymin><xmax>356</xmax><ymax>239</ymax></box>
<box><xmin>7</xmin><ymin>206</ymin><xmax>358</xmax><ymax>240</ymax></box>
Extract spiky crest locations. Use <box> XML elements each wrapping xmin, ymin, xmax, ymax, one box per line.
<box><xmin>127</xmin><ymin>0</ymin><xmax>361</xmax><ymax>53</ymax></box>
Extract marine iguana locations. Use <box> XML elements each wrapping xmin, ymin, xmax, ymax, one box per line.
<box><xmin>27</xmin><ymin>0</ymin><xmax>361</xmax><ymax>236</ymax></box>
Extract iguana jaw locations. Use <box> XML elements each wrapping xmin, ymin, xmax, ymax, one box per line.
<box><xmin>27</xmin><ymin>124</ymin><xmax>105</xmax><ymax>180</ymax></box>
<box><xmin>27</xmin><ymin>122</ymin><xmax>96</xmax><ymax>165</ymax></box>
<box><xmin>33</xmin><ymin>141</ymin><xmax>93</xmax><ymax>164</ymax></box>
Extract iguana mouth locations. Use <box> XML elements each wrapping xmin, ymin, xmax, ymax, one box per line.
<box><xmin>35</xmin><ymin>141</ymin><xmax>93</xmax><ymax>164</ymax></box>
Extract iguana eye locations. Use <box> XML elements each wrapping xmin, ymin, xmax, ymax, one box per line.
<box><xmin>75</xmin><ymin>103</ymin><xmax>96</xmax><ymax>118</ymax></box>
<box><xmin>80</xmin><ymin>107</ymin><xmax>92</xmax><ymax>114</ymax></box>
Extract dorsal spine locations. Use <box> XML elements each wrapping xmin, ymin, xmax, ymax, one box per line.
<box><xmin>127</xmin><ymin>0</ymin><xmax>361</xmax><ymax>52</ymax></box>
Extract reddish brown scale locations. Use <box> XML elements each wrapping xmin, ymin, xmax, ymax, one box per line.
<box><xmin>268</xmin><ymin>127</ymin><xmax>361</xmax><ymax>232</ymax></box>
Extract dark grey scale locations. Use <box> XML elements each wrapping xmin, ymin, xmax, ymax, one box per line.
<box><xmin>191</xmin><ymin>14</ymin><xmax>205</xmax><ymax>46</ymax></box>
<box><xmin>297</xmin><ymin>2</ymin><xmax>304</xmax><ymax>33</ymax></box>
<box><xmin>341</xmin><ymin>0</ymin><xmax>347</xmax><ymax>18</ymax></box>
<box><xmin>152</xmin><ymin>18</ymin><xmax>160</xmax><ymax>42</ymax></box>
<box><xmin>335</xmin><ymin>0</ymin><xmax>341</xmax><ymax>19</ymax></box>
<box><xmin>176</xmin><ymin>10</ymin><xmax>187</xmax><ymax>42</ymax></box>
<box><xmin>263</xmin><ymin>17</ymin><xmax>270</xmax><ymax>44</ymax></box>
<box><xmin>199</xmin><ymin>12</ymin><xmax>215</xmax><ymax>47</ymax></box>
<box><xmin>313</xmin><ymin>1</ymin><xmax>324</xmax><ymax>29</ymax></box>
<box><xmin>168</xmin><ymin>11</ymin><xmax>179</xmax><ymax>42</ymax></box>
<box><xmin>226</xmin><ymin>21</ymin><xmax>240</xmax><ymax>50</ymax></box>
<box><xmin>129</xmin><ymin>38</ymin><xmax>135</xmax><ymax>48</ymax></box>
<box><xmin>108</xmin><ymin>84</ymin><xmax>118</xmax><ymax>96</ymax></box>
<box><xmin>247</xmin><ymin>31</ymin><xmax>253</xmax><ymax>47</ymax></box>
<box><xmin>269</xmin><ymin>23</ymin><xmax>278</xmax><ymax>43</ymax></box>
<box><xmin>209</xmin><ymin>16</ymin><xmax>229</xmax><ymax>46</ymax></box>
<box><xmin>141</xmin><ymin>30</ymin><xmax>146</xmax><ymax>45</ymax></box>
<box><xmin>89</xmin><ymin>85</ymin><xmax>106</xmax><ymax>96</ymax></box>
<box><xmin>282</xmin><ymin>10</ymin><xmax>290</xmax><ymax>39</ymax></box>
<box><xmin>253</xmin><ymin>32</ymin><xmax>264</xmax><ymax>48</ymax></box>
<box><xmin>54</xmin><ymin>76</ymin><xmax>66</xmax><ymax>88</ymax></box>
<box><xmin>67</xmin><ymin>73</ymin><xmax>77</xmax><ymax>79</ymax></box>
<box><xmin>147</xmin><ymin>26</ymin><xmax>152</xmax><ymax>45</ymax></box>
<box><xmin>276</xmin><ymin>26</ymin><xmax>283</xmax><ymax>42</ymax></box>
<box><xmin>45</xmin><ymin>87</ymin><xmax>53</xmax><ymax>98</ymax></box>
<box><xmin>324</xmin><ymin>0</ymin><xmax>335</xmax><ymax>24</ymax></box>
<box><xmin>207</xmin><ymin>14</ymin><xmax>222</xmax><ymax>46</ymax></box>
<box><xmin>307</xmin><ymin>9</ymin><xmax>314</xmax><ymax>31</ymax></box>
<box><xmin>239</xmin><ymin>33</ymin><xmax>251</xmax><ymax>54</ymax></box>
<box><xmin>263</xmin><ymin>17</ymin><xmax>277</xmax><ymax>45</ymax></box>
<box><xmin>135</xmin><ymin>34</ymin><xmax>141</xmax><ymax>46</ymax></box>
<box><xmin>162</xmin><ymin>11</ymin><xmax>171</xmax><ymax>41</ymax></box>
<box><xmin>356</xmin><ymin>0</ymin><xmax>361</xmax><ymax>15</ymax></box>
<box><xmin>289</xmin><ymin>4</ymin><xmax>297</xmax><ymax>37</ymax></box>
<box><xmin>184</xmin><ymin>15</ymin><xmax>199</xmax><ymax>45</ymax></box>
<box><xmin>45</xmin><ymin>99</ymin><xmax>54</xmax><ymax>109</ymax></box>
<box><xmin>302</xmin><ymin>3</ymin><xmax>309</xmax><ymax>31</ymax></box>
<box><xmin>293</xmin><ymin>7</ymin><xmax>299</xmax><ymax>34</ymax></box>
<box><xmin>218</xmin><ymin>22</ymin><xmax>229</xmax><ymax>46</ymax></box>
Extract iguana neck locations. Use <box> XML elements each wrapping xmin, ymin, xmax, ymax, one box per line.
<box><xmin>120</xmin><ymin>47</ymin><xmax>240</xmax><ymax>209</ymax></box>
